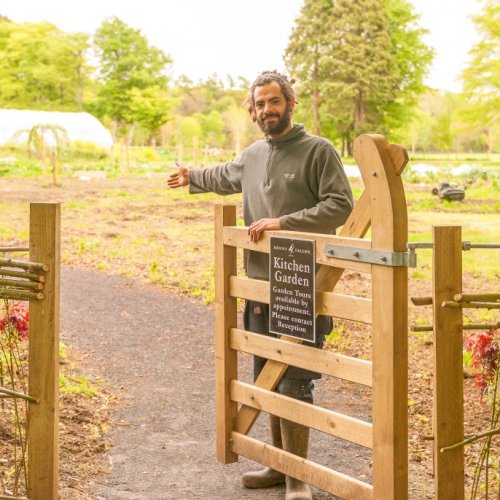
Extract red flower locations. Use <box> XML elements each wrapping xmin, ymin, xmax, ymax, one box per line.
<box><xmin>464</xmin><ymin>329</ymin><xmax>499</xmax><ymax>391</ymax></box>
<box><xmin>0</xmin><ymin>302</ymin><xmax>30</xmax><ymax>340</ymax></box>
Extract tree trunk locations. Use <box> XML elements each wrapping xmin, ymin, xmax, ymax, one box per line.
<box><xmin>111</xmin><ymin>121</ymin><xmax>118</xmax><ymax>165</ymax></box>
<box><xmin>354</xmin><ymin>88</ymin><xmax>364</xmax><ymax>131</ymax></box>
<box><xmin>76</xmin><ymin>65</ymin><xmax>84</xmax><ymax>111</ymax></box>
<box><xmin>119</xmin><ymin>138</ymin><xmax>125</xmax><ymax>171</ymax></box>
<box><xmin>126</xmin><ymin>125</ymin><xmax>135</xmax><ymax>170</ymax></box>
<box><xmin>312</xmin><ymin>58</ymin><xmax>321</xmax><ymax>136</ymax></box>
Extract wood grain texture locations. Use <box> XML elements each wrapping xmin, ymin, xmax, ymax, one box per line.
<box><xmin>214</xmin><ymin>204</ymin><xmax>238</xmax><ymax>463</ymax></box>
<box><xmin>432</xmin><ymin>226</ymin><xmax>464</xmax><ymax>499</ymax></box>
<box><xmin>27</xmin><ymin>203</ymin><xmax>60</xmax><ymax>500</ymax></box>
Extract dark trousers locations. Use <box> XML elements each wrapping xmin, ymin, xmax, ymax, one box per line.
<box><xmin>244</xmin><ymin>300</ymin><xmax>333</xmax><ymax>403</ymax></box>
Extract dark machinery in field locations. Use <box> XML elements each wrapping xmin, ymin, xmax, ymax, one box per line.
<box><xmin>431</xmin><ymin>182</ymin><xmax>466</xmax><ymax>201</ymax></box>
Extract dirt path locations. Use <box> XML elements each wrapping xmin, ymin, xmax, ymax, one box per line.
<box><xmin>60</xmin><ymin>267</ymin><xmax>376</xmax><ymax>500</ymax></box>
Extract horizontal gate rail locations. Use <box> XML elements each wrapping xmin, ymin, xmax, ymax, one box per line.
<box><xmin>223</xmin><ymin>226</ymin><xmax>373</xmax><ymax>274</ymax></box>
<box><xmin>231</xmin><ymin>432</ymin><xmax>373</xmax><ymax>500</ymax></box>
<box><xmin>230</xmin><ymin>329</ymin><xmax>372</xmax><ymax>386</ymax></box>
<box><xmin>229</xmin><ymin>275</ymin><xmax>372</xmax><ymax>323</ymax></box>
<box><xmin>231</xmin><ymin>380</ymin><xmax>372</xmax><ymax>447</ymax></box>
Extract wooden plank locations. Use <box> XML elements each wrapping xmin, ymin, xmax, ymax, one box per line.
<box><xmin>223</xmin><ymin>227</ymin><xmax>372</xmax><ymax>273</ymax></box>
<box><xmin>231</xmin><ymin>432</ymin><xmax>373</xmax><ymax>499</ymax></box>
<box><xmin>317</xmin><ymin>290</ymin><xmax>372</xmax><ymax>324</ymax></box>
<box><xmin>223</xmin><ymin>226</ymin><xmax>371</xmax><ymax>253</ymax></box>
<box><xmin>229</xmin><ymin>276</ymin><xmax>372</xmax><ymax>323</ymax></box>
<box><xmin>27</xmin><ymin>203</ymin><xmax>60</xmax><ymax>500</ymax></box>
<box><xmin>354</xmin><ymin>135</ymin><xmax>408</xmax><ymax>500</ymax></box>
<box><xmin>231</xmin><ymin>380</ymin><xmax>373</xmax><ymax>448</ymax></box>
<box><xmin>230</xmin><ymin>329</ymin><xmax>372</xmax><ymax>386</ymax></box>
<box><xmin>432</xmin><ymin>226</ymin><xmax>464</xmax><ymax>500</ymax></box>
<box><xmin>214</xmin><ymin>204</ymin><xmax>238</xmax><ymax>463</ymax></box>
<box><xmin>229</xmin><ymin>275</ymin><xmax>269</xmax><ymax>303</ymax></box>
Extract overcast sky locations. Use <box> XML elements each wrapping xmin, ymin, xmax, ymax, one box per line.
<box><xmin>0</xmin><ymin>0</ymin><xmax>481</xmax><ymax>92</ymax></box>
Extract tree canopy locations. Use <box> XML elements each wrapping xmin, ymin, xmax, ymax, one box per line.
<box><xmin>0</xmin><ymin>7</ymin><xmax>496</xmax><ymax>155</ymax></box>
<box><xmin>0</xmin><ymin>20</ymin><xmax>91</xmax><ymax>111</ymax></box>
<box><xmin>285</xmin><ymin>0</ymin><xmax>433</xmax><ymax>154</ymax></box>
<box><xmin>460</xmin><ymin>1</ymin><xmax>500</xmax><ymax>153</ymax></box>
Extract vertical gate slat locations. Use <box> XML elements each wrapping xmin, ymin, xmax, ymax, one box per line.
<box><xmin>432</xmin><ymin>226</ymin><xmax>464</xmax><ymax>499</ymax></box>
<box><xmin>214</xmin><ymin>204</ymin><xmax>238</xmax><ymax>463</ymax></box>
<box><xmin>27</xmin><ymin>202</ymin><xmax>60</xmax><ymax>500</ymax></box>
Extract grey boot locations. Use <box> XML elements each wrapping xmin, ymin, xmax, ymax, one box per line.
<box><xmin>281</xmin><ymin>419</ymin><xmax>312</xmax><ymax>500</ymax></box>
<box><xmin>241</xmin><ymin>414</ymin><xmax>286</xmax><ymax>488</ymax></box>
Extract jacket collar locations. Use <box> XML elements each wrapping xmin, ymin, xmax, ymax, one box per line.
<box><xmin>266</xmin><ymin>124</ymin><xmax>306</xmax><ymax>146</ymax></box>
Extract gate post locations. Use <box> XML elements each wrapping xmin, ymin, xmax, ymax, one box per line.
<box><xmin>27</xmin><ymin>202</ymin><xmax>60</xmax><ymax>500</ymax></box>
<box><xmin>354</xmin><ymin>135</ymin><xmax>408</xmax><ymax>499</ymax></box>
<box><xmin>432</xmin><ymin>226</ymin><xmax>464</xmax><ymax>499</ymax></box>
<box><xmin>214</xmin><ymin>204</ymin><xmax>238</xmax><ymax>463</ymax></box>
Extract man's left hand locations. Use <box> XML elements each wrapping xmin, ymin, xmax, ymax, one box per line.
<box><xmin>248</xmin><ymin>218</ymin><xmax>281</xmax><ymax>242</ymax></box>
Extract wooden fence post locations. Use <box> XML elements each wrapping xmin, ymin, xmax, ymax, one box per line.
<box><xmin>28</xmin><ymin>203</ymin><xmax>60</xmax><ymax>500</ymax></box>
<box><xmin>214</xmin><ymin>204</ymin><xmax>238</xmax><ymax>463</ymax></box>
<box><xmin>432</xmin><ymin>225</ymin><xmax>464</xmax><ymax>499</ymax></box>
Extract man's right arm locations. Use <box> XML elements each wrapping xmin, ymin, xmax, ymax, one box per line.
<box><xmin>168</xmin><ymin>157</ymin><xmax>244</xmax><ymax>195</ymax></box>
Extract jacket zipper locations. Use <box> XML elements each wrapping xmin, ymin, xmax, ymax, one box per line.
<box><xmin>265</xmin><ymin>141</ymin><xmax>274</xmax><ymax>187</ymax></box>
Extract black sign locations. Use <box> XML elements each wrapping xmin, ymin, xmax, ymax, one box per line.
<box><xmin>269</xmin><ymin>237</ymin><xmax>316</xmax><ymax>342</ymax></box>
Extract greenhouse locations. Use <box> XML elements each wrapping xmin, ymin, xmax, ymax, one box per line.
<box><xmin>0</xmin><ymin>109</ymin><xmax>113</xmax><ymax>148</ymax></box>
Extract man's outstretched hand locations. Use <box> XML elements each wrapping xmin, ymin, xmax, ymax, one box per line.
<box><xmin>167</xmin><ymin>161</ymin><xmax>190</xmax><ymax>189</ymax></box>
<box><xmin>248</xmin><ymin>218</ymin><xmax>281</xmax><ymax>242</ymax></box>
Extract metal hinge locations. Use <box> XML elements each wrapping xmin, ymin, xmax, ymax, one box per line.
<box><xmin>324</xmin><ymin>244</ymin><xmax>417</xmax><ymax>267</ymax></box>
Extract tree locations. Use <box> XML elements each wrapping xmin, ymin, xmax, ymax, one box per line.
<box><xmin>382</xmin><ymin>0</ymin><xmax>434</xmax><ymax>139</ymax></box>
<box><xmin>0</xmin><ymin>21</ymin><xmax>91</xmax><ymax>110</ymax></box>
<box><xmin>285</xmin><ymin>0</ymin><xmax>433</xmax><ymax>154</ymax></box>
<box><xmin>461</xmin><ymin>1</ymin><xmax>500</xmax><ymax>154</ymax></box>
<box><xmin>284</xmin><ymin>0</ymin><xmax>335</xmax><ymax>136</ymax></box>
<box><xmin>128</xmin><ymin>86</ymin><xmax>177</xmax><ymax>145</ymax></box>
<box><xmin>93</xmin><ymin>17</ymin><xmax>172</xmax><ymax>158</ymax></box>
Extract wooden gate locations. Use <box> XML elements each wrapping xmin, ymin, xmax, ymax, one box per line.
<box><xmin>214</xmin><ymin>134</ymin><xmax>409</xmax><ymax>499</ymax></box>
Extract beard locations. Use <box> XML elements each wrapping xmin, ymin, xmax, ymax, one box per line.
<box><xmin>257</xmin><ymin>105</ymin><xmax>292</xmax><ymax>136</ymax></box>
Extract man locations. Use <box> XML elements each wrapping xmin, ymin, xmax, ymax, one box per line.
<box><xmin>168</xmin><ymin>70</ymin><xmax>353</xmax><ymax>500</ymax></box>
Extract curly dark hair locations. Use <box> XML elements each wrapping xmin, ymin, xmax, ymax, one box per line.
<box><xmin>247</xmin><ymin>70</ymin><xmax>296</xmax><ymax>122</ymax></box>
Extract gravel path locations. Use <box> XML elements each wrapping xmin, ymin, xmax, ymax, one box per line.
<box><xmin>60</xmin><ymin>267</ymin><xmax>372</xmax><ymax>500</ymax></box>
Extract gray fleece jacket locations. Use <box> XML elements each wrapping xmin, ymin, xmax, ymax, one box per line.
<box><xmin>189</xmin><ymin>124</ymin><xmax>353</xmax><ymax>279</ymax></box>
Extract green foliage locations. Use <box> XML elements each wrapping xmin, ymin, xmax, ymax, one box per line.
<box><xmin>93</xmin><ymin>17</ymin><xmax>172</xmax><ymax>136</ymax></box>
<box><xmin>127</xmin><ymin>86</ymin><xmax>178</xmax><ymax>139</ymax></box>
<box><xmin>59</xmin><ymin>372</ymin><xmax>97</xmax><ymax>396</ymax></box>
<box><xmin>285</xmin><ymin>0</ymin><xmax>433</xmax><ymax>153</ymax></box>
<box><xmin>0</xmin><ymin>20</ymin><xmax>91</xmax><ymax>110</ymax></box>
<box><xmin>460</xmin><ymin>1</ymin><xmax>500</xmax><ymax>154</ymax></box>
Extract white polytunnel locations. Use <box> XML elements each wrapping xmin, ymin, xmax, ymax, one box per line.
<box><xmin>0</xmin><ymin>109</ymin><xmax>113</xmax><ymax>148</ymax></box>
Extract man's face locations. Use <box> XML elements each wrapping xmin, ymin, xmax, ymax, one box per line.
<box><xmin>253</xmin><ymin>81</ymin><xmax>294</xmax><ymax>138</ymax></box>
